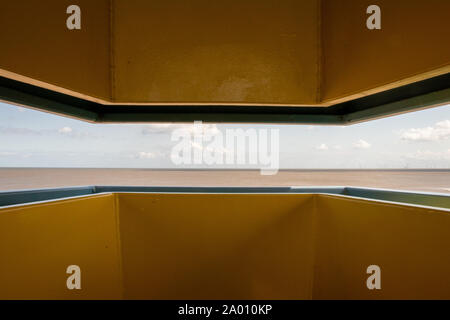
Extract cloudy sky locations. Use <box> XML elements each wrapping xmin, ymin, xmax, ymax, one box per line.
<box><xmin>0</xmin><ymin>101</ymin><xmax>449</xmax><ymax>169</ymax></box>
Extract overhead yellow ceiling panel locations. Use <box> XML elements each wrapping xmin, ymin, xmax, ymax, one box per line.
<box><xmin>113</xmin><ymin>0</ymin><xmax>320</xmax><ymax>105</ymax></box>
<box><xmin>321</xmin><ymin>0</ymin><xmax>450</xmax><ymax>104</ymax></box>
<box><xmin>0</xmin><ymin>0</ymin><xmax>448</xmax><ymax>124</ymax></box>
<box><xmin>0</xmin><ymin>0</ymin><xmax>111</xmax><ymax>102</ymax></box>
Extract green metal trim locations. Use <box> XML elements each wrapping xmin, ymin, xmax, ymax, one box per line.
<box><xmin>0</xmin><ymin>73</ymin><xmax>449</xmax><ymax>125</ymax></box>
<box><xmin>0</xmin><ymin>85</ymin><xmax>98</xmax><ymax>122</ymax></box>
<box><xmin>344</xmin><ymin>88</ymin><xmax>450</xmax><ymax>124</ymax></box>
<box><xmin>343</xmin><ymin>187</ymin><xmax>450</xmax><ymax>210</ymax></box>
<box><xmin>0</xmin><ymin>186</ymin><xmax>95</xmax><ymax>207</ymax></box>
<box><xmin>98</xmin><ymin>111</ymin><xmax>343</xmax><ymax>124</ymax></box>
<box><xmin>1</xmin><ymin>185</ymin><xmax>449</xmax><ymax>210</ymax></box>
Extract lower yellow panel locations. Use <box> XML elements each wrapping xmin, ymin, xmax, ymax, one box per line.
<box><xmin>0</xmin><ymin>194</ymin><xmax>122</xmax><ymax>299</ymax></box>
<box><xmin>117</xmin><ymin>193</ymin><xmax>316</xmax><ymax>299</ymax></box>
<box><xmin>314</xmin><ymin>195</ymin><xmax>450</xmax><ymax>299</ymax></box>
<box><xmin>0</xmin><ymin>192</ymin><xmax>449</xmax><ymax>299</ymax></box>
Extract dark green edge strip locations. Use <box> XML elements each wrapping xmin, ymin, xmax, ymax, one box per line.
<box><xmin>343</xmin><ymin>187</ymin><xmax>450</xmax><ymax>210</ymax></box>
<box><xmin>0</xmin><ymin>185</ymin><xmax>449</xmax><ymax>210</ymax></box>
<box><xmin>0</xmin><ymin>73</ymin><xmax>449</xmax><ymax>125</ymax></box>
<box><xmin>0</xmin><ymin>186</ymin><xmax>96</xmax><ymax>207</ymax></box>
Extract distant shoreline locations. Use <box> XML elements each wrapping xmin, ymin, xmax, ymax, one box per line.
<box><xmin>1</xmin><ymin>167</ymin><xmax>450</xmax><ymax>172</ymax></box>
<box><xmin>0</xmin><ymin>168</ymin><xmax>449</xmax><ymax>193</ymax></box>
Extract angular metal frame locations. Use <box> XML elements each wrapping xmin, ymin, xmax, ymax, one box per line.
<box><xmin>1</xmin><ymin>185</ymin><xmax>449</xmax><ymax>209</ymax></box>
<box><xmin>1</xmin><ymin>73</ymin><xmax>449</xmax><ymax>125</ymax></box>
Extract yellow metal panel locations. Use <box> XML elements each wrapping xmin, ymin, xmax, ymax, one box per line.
<box><xmin>1</xmin><ymin>0</ymin><xmax>449</xmax><ymax>109</ymax></box>
<box><xmin>1</xmin><ymin>192</ymin><xmax>450</xmax><ymax>299</ymax></box>
<box><xmin>314</xmin><ymin>195</ymin><xmax>450</xmax><ymax>299</ymax></box>
<box><xmin>0</xmin><ymin>194</ymin><xmax>122</xmax><ymax>299</ymax></box>
<box><xmin>0</xmin><ymin>0</ymin><xmax>111</xmax><ymax>101</ymax></box>
<box><xmin>321</xmin><ymin>0</ymin><xmax>450</xmax><ymax>103</ymax></box>
<box><xmin>113</xmin><ymin>0</ymin><xmax>320</xmax><ymax>104</ymax></box>
<box><xmin>117</xmin><ymin>193</ymin><xmax>316</xmax><ymax>299</ymax></box>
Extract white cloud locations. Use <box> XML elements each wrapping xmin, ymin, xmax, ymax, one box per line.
<box><xmin>316</xmin><ymin>143</ymin><xmax>328</xmax><ymax>151</ymax></box>
<box><xmin>136</xmin><ymin>151</ymin><xmax>164</xmax><ymax>159</ymax></box>
<box><xmin>17</xmin><ymin>107</ymin><xmax>26</xmax><ymax>112</ymax></box>
<box><xmin>401</xmin><ymin>120</ymin><xmax>450</xmax><ymax>142</ymax></box>
<box><xmin>58</xmin><ymin>126</ymin><xmax>73</xmax><ymax>134</ymax></box>
<box><xmin>333</xmin><ymin>145</ymin><xmax>342</xmax><ymax>150</ymax></box>
<box><xmin>353</xmin><ymin>139</ymin><xmax>371</xmax><ymax>149</ymax></box>
<box><xmin>141</xmin><ymin>123</ymin><xmax>177</xmax><ymax>134</ymax></box>
<box><xmin>187</xmin><ymin>123</ymin><xmax>220</xmax><ymax>137</ymax></box>
<box><xmin>142</xmin><ymin>123</ymin><xmax>220</xmax><ymax>137</ymax></box>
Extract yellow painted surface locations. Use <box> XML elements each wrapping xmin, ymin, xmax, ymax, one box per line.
<box><xmin>117</xmin><ymin>193</ymin><xmax>316</xmax><ymax>299</ymax></box>
<box><xmin>314</xmin><ymin>195</ymin><xmax>450</xmax><ymax>299</ymax></box>
<box><xmin>321</xmin><ymin>0</ymin><xmax>450</xmax><ymax>103</ymax></box>
<box><xmin>1</xmin><ymin>1</ymin><xmax>448</xmax><ymax>106</ymax></box>
<box><xmin>0</xmin><ymin>194</ymin><xmax>122</xmax><ymax>299</ymax></box>
<box><xmin>113</xmin><ymin>0</ymin><xmax>320</xmax><ymax>104</ymax></box>
<box><xmin>0</xmin><ymin>192</ymin><xmax>450</xmax><ymax>299</ymax></box>
<box><xmin>0</xmin><ymin>0</ymin><xmax>111</xmax><ymax>101</ymax></box>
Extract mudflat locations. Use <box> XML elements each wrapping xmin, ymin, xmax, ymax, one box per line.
<box><xmin>0</xmin><ymin>168</ymin><xmax>449</xmax><ymax>193</ymax></box>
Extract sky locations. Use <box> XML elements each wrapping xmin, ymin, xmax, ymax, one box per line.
<box><xmin>0</xmin><ymin>101</ymin><xmax>450</xmax><ymax>169</ymax></box>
